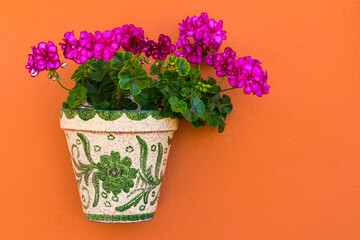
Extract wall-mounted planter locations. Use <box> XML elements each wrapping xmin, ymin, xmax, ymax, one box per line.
<box><xmin>59</xmin><ymin>108</ymin><xmax>178</xmax><ymax>223</ymax></box>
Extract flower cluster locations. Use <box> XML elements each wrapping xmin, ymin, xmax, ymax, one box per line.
<box><xmin>59</xmin><ymin>25</ymin><xmax>175</xmax><ymax>63</ymax></box>
<box><xmin>115</xmin><ymin>24</ymin><xmax>146</xmax><ymax>55</ymax></box>
<box><xmin>148</xmin><ymin>34</ymin><xmax>176</xmax><ymax>60</ymax></box>
<box><xmin>228</xmin><ymin>56</ymin><xmax>270</xmax><ymax>97</ymax></box>
<box><xmin>60</xmin><ymin>31</ymin><xmax>94</xmax><ymax>64</ymax></box>
<box><xmin>175</xmin><ymin>12</ymin><xmax>226</xmax><ymax>64</ymax></box>
<box><xmin>26</xmin><ymin>12</ymin><xmax>270</xmax><ymax>98</ymax></box>
<box><xmin>213</xmin><ymin>47</ymin><xmax>236</xmax><ymax>77</ymax></box>
<box><xmin>60</xmin><ymin>25</ymin><xmax>146</xmax><ymax>63</ymax></box>
<box><xmin>93</xmin><ymin>30</ymin><xmax>120</xmax><ymax>61</ymax></box>
<box><xmin>25</xmin><ymin>41</ymin><xmax>61</xmax><ymax>77</ymax></box>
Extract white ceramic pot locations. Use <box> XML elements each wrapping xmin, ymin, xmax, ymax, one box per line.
<box><xmin>59</xmin><ymin>108</ymin><xmax>178</xmax><ymax>223</ymax></box>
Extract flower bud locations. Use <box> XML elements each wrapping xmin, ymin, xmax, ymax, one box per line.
<box><xmin>48</xmin><ymin>72</ymin><xmax>52</xmax><ymax>79</ymax></box>
<box><xmin>60</xmin><ymin>62</ymin><xmax>68</xmax><ymax>68</ymax></box>
<box><xmin>30</xmin><ymin>69</ymin><xmax>39</xmax><ymax>77</ymax></box>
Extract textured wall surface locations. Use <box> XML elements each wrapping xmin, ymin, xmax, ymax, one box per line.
<box><xmin>1</xmin><ymin>0</ymin><xmax>360</xmax><ymax>239</ymax></box>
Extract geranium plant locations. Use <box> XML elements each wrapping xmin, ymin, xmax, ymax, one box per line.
<box><xmin>25</xmin><ymin>12</ymin><xmax>270</xmax><ymax>133</ymax></box>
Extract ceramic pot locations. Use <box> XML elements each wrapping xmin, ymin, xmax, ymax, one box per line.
<box><xmin>59</xmin><ymin>108</ymin><xmax>178</xmax><ymax>223</ymax></box>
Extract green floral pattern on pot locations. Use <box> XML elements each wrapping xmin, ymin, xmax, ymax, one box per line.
<box><xmin>97</xmin><ymin>151</ymin><xmax>138</xmax><ymax>196</ymax></box>
<box><xmin>60</xmin><ymin>109</ymin><xmax>178</xmax><ymax>223</ymax></box>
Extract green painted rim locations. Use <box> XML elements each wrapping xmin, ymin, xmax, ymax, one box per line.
<box><xmin>59</xmin><ymin>108</ymin><xmax>167</xmax><ymax>121</ymax></box>
<box><xmin>84</xmin><ymin>212</ymin><xmax>155</xmax><ymax>222</ymax></box>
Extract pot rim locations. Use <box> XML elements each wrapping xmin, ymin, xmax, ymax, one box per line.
<box><xmin>59</xmin><ymin>108</ymin><xmax>178</xmax><ymax>132</ymax></box>
<box><xmin>60</xmin><ymin>108</ymin><xmax>163</xmax><ymax>113</ymax></box>
<box><xmin>59</xmin><ymin>108</ymin><xmax>170</xmax><ymax>122</ymax></box>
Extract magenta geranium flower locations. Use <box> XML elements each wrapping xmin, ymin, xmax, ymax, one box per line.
<box><xmin>26</xmin><ymin>13</ymin><xmax>270</xmax><ymax>103</ymax></box>
<box><xmin>117</xmin><ymin>25</ymin><xmax>148</xmax><ymax>55</ymax></box>
<box><xmin>122</xmin><ymin>35</ymin><xmax>147</xmax><ymax>55</ymax></box>
<box><xmin>213</xmin><ymin>47</ymin><xmax>236</xmax><ymax>77</ymax></box>
<box><xmin>203</xmin><ymin>19</ymin><xmax>226</xmax><ymax>50</ymax></box>
<box><xmin>228</xmin><ymin>56</ymin><xmax>270</xmax><ymax>97</ymax></box>
<box><xmin>93</xmin><ymin>30</ymin><xmax>120</xmax><ymax>61</ymax></box>
<box><xmin>25</xmin><ymin>41</ymin><xmax>61</xmax><ymax>77</ymax></box>
<box><xmin>59</xmin><ymin>31</ymin><xmax>94</xmax><ymax>64</ymax></box>
<box><xmin>175</xmin><ymin>40</ymin><xmax>204</xmax><ymax>64</ymax></box>
<box><xmin>114</xmin><ymin>24</ymin><xmax>144</xmax><ymax>45</ymax></box>
<box><xmin>176</xmin><ymin>13</ymin><xmax>227</xmax><ymax>65</ymax></box>
<box><xmin>151</xmin><ymin>34</ymin><xmax>176</xmax><ymax>60</ymax></box>
<box><xmin>144</xmin><ymin>39</ymin><xmax>157</xmax><ymax>58</ymax></box>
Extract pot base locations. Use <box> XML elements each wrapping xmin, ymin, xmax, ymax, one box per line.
<box><xmin>84</xmin><ymin>212</ymin><xmax>155</xmax><ymax>223</ymax></box>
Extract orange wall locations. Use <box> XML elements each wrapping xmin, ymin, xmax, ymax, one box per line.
<box><xmin>1</xmin><ymin>0</ymin><xmax>360</xmax><ymax>239</ymax></box>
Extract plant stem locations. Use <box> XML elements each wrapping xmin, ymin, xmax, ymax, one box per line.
<box><xmin>197</xmin><ymin>64</ymin><xmax>201</xmax><ymax>71</ymax></box>
<box><xmin>56</xmin><ymin>79</ymin><xmax>70</xmax><ymax>91</ymax></box>
<box><xmin>183</xmin><ymin>89</ymin><xmax>197</xmax><ymax>101</ymax></box>
<box><xmin>219</xmin><ymin>76</ymin><xmax>224</xmax><ymax>85</ymax></box>
<box><xmin>221</xmin><ymin>87</ymin><xmax>236</xmax><ymax>92</ymax></box>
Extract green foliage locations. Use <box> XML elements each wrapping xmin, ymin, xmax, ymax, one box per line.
<box><xmin>71</xmin><ymin>60</ymin><xmax>94</xmax><ymax>82</ymax></box>
<box><xmin>118</xmin><ymin>66</ymin><xmax>150</xmax><ymax>95</ymax></box>
<box><xmin>66</xmin><ymin>86</ymin><xmax>87</xmax><ymax>108</ymax></box>
<box><xmin>64</xmin><ymin>51</ymin><xmax>234</xmax><ymax>132</ymax></box>
<box><xmin>175</xmin><ymin>57</ymin><xmax>191</xmax><ymax>76</ymax></box>
<box><xmin>91</xmin><ymin>59</ymin><xmax>110</xmax><ymax>81</ymax></box>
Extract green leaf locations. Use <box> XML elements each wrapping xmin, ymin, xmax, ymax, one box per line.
<box><xmin>181</xmin><ymin>110</ymin><xmax>199</xmax><ymax>122</ymax></box>
<box><xmin>132</xmin><ymin>66</ymin><xmax>149</xmax><ymax>80</ymax></box>
<box><xmin>209</xmin><ymin>86</ymin><xmax>221</xmax><ymax>94</ymax></box>
<box><xmin>218</xmin><ymin>118</ymin><xmax>226</xmax><ymax>133</ymax></box>
<box><xmin>111</xmin><ymin>57</ymin><xmax>124</xmax><ymax>70</ymax></box>
<box><xmin>160</xmin><ymin>85</ymin><xmax>180</xmax><ymax>98</ymax></box>
<box><xmin>150</xmin><ymin>61</ymin><xmax>163</xmax><ymax>75</ymax></box>
<box><xmin>88</xmin><ymin>94</ymin><xmax>106</xmax><ymax>106</ymax></box>
<box><xmin>191</xmin><ymin>119</ymin><xmax>206</xmax><ymax>128</ymax></box>
<box><xmin>169</xmin><ymin>96</ymin><xmax>187</xmax><ymax>113</ymax></box>
<box><xmin>133</xmin><ymin>91</ymin><xmax>150</xmax><ymax>107</ymax></box>
<box><xmin>118</xmin><ymin>66</ymin><xmax>150</xmax><ymax>96</ymax></box>
<box><xmin>115</xmin><ymin>52</ymin><xmax>134</xmax><ymax>62</ymax></box>
<box><xmin>62</xmin><ymin>102</ymin><xmax>69</xmax><ymax>109</ymax></box>
<box><xmin>177</xmin><ymin>101</ymin><xmax>187</xmax><ymax>112</ymax></box>
<box><xmin>180</xmin><ymin>88</ymin><xmax>190</xmax><ymax>97</ymax></box>
<box><xmin>130</xmin><ymin>83</ymin><xmax>142</xmax><ymax>96</ymax></box>
<box><xmin>83</xmin><ymin>79</ymin><xmax>98</xmax><ymax>95</ymax></box>
<box><xmin>90</xmin><ymin>60</ymin><xmax>109</xmax><ymax>82</ymax></box>
<box><xmin>191</xmin><ymin>95</ymin><xmax>205</xmax><ymax>119</ymax></box>
<box><xmin>207</xmin><ymin>77</ymin><xmax>217</xmax><ymax>86</ymax></box>
<box><xmin>187</xmin><ymin>69</ymin><xmax>201</xmax><ymax>80</ymax></box>
<box><xmin>67</xmin><ymin>86</ymin><xmax>88</xmax><ymax>108</ymax></box>
<box><xmin>221</xmin><ymin>94</ymin><xmax>233</xmax><ymax>114</ymax></box>
<box><xmin>163</xmin><ymin>70</ymin><xmax>179</xmax><ymax>83</ymax></box>
<box><xmin>71</xmin><ymin>60</ymin><xmax>94</xmax><ymax>82</ymax></box>
<box><xmin>120</xmin><ymin>98</ymin><xmax>138</xmax><ymax>110</ymax></box>
<box><xmin>205</xmin><ymin>111</ymin><xmax>222</xmax><ymax>127</ymax></box>
<box><xmin>118</xmin><ymin>69</ymin><xmax>132</xmax><ymax>85</ymax></box>
<box><xmin>176</xmin><ymin>57</ymin><xmax>191</xmax><ymax>76</ymax></box>
<box><xmin>168</xmin><ymin>56</ymin><xmax>177</xmax><ymax>64</ymax></box>
<box><xmin>213</xmin><ymin>94</ymin><xmax>233</xmax><ymax>115</ymax></box>
<box><xmin>133</xmin><ymin>90</ymin><xmax>159</xmax><ymax>110</ymax></box>
<box><xmin>95</xmin><ymin>101</ymin><xmax>111</xmax><ymax>110</ymax></box>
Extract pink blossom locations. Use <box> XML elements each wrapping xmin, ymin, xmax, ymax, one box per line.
<box><xmin>228</xmin><ymin>56</ymin><xmax>270</xmax><ymax>97</ymax></box>
<box><xmin>93</xmin><ymin>30</ymin><xmax>120</xmax><ymax>61</ymax></box>
<box><xmin>25</xmin><ymin>41</ymin><xmax>61</xmax><ymax>77</ymax></box>
<box><xmin>59</xmin><ymin>31</ymin><xmax>94</xmax><ymax>64</ymax></box>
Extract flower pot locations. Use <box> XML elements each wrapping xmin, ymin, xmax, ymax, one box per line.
<box><xmin>59</xmin><ymin>108</ymin><xmax>178</xmax><ymax>223</ymax></box>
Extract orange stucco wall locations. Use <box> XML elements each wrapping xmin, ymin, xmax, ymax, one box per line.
<box><xmin>1</xmin><ymin>0</ymin><xmax>360</xmax><ymax>239</ymax></box>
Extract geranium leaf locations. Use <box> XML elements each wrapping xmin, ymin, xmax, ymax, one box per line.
<box><xmin>67</xmin><ymin>86</ymin><xmax>88</xmax><ymax>108</ymax></box>
<box><xmin>176</xmin><ymin>57</ymin><xmax>191</xmax><ymax>76</ymax></box>
<box><xmin>90</xmin><ymin>59</ymin><xmax>109</xmax><ymax>82</ymax></box>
